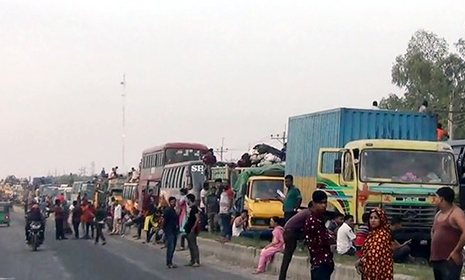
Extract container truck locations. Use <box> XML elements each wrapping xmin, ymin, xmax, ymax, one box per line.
<box><xmin>286</xmin><ymin>108</ymin><xmax>459</xmax><ymax>242</ymax></box>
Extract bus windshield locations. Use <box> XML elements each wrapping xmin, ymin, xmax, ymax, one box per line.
<box><xmin>360</xmin><ymin>149</ymin><xmax>457</xmax><ymax>185</ymax></box>
<box><xmin>250</xmin><ymin>180</ymin><xmax>283</xmax><ymax>200</ymax></box>
<box><xmin>165</xmin><ymin>149</ymin><xmax>203</xmax><ymax>164</ymax></box>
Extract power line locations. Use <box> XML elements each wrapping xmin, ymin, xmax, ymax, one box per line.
<box><xmin>215</xmin><ymin>137</ymin><xmax>229</xmax><ymax>161</ymax></box>
<box><xmin>271</xmin><ymin>124</ymin><xmax>287</xmax><ymax>148</ymax></box>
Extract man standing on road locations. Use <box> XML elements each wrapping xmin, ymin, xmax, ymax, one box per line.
<box><xmin>163</xmin><ymin>196</ymin><xmax>179</xmax><ymax>269</ymax></box>
<box><xmin>431</xmin><ymin>187</ymin><xmax>465</xmax><ymax>280</ymax></box>
<box><xmin>304</xmin><ymin>191</ymin><xmax>334</xmax><ymax>280</ymax></box>
<box><xmin>278</xmin><ymin>203</ymin><xmax>311</xmax><ymax>280</ymax></box>
<box><xmin>112</xmin><ymin>201</ymin><xmax>122</xmax><ymax>235</ymax></box>
<box><xmin>206</xmin><ymin>185</ymin><xmax>219</xmax><ymax>232</ymax></box>
<box><xmin>200</xmin><ymin>182</ymin><xmax>209</xmax><ymax>231</ymax></box>
<box><xmin>280</xmin><ymin>175</ymin><xmax>302</xmax><ymax>222</ymax></box>
<box><xmin>94</xmin><ymin>203</ymin><xmax>107</xmax><ymax>245</ymax></box>
<box><xmin>54</xmin><ymin>200</ymin><xmax>66</xmax><ymax>240</ymax></box>
<box><xmin>71</xmin><ymin>201</ymin><xmax>82</xmax><ymax>239</ymax></box>
<box><xmin>185</xmin><ymin>194</ymin><xmax>201</xmax><ymax>267</ymax></box>
<box><xmin>219</xmin><ymin>184</ymin><xmax>232</xmax><ymax>242</ymax></box>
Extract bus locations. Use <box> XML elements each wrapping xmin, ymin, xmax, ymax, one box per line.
<box><xmin>158</xmin><ymin>161</ymin><xmax>206</xmax><ymax>206</ymax></box>
<box><xmin>138</xmin><ymin>142</ymin><xmax>209</xmax><ymax>201</ymax></box>
<box><xmin>122</xmin><ymin>183</ymin><xmax>138</xmax><ymax>212</ymax></box>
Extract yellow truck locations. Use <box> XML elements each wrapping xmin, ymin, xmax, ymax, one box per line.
<box><xmin>226</xmin><ymin>165</ymin><xmax>285</xmax><ymax>230</ymax></box>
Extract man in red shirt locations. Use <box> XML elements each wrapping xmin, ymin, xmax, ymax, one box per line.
<box><xmin>304</xmin><ymin>191</ymin><xmax>334</xmax><ymax>280</ymax></box>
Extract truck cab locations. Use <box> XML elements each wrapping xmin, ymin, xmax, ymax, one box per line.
<box><xmin>318</xmin><ymin>139</ymin><xmax>458</xmax><ymax>241</ymax></box>
<box><xmin>243</xmin><ymin>176</ymin><xmax>284</xmax><ymax>229</ymax></box>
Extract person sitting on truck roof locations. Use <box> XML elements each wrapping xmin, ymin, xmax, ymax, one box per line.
<box><xmin>436</xmin><ymin>123</ymin><xmax>449</xmax><ymax>141</ymax></box>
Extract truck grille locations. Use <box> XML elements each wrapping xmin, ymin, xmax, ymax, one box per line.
<box><xmin>365</xmin><ymin>203</ymin><xmax>437</xmax><ymax>229</ymax></box>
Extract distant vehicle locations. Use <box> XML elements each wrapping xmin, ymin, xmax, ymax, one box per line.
<box><xmin>39</xmin><ymin>184</ymin><xmax>58</xmax><ymax>198</ymax></box>
<box><xmin>139</xmin><ymin>142</ymin><xmax>208</xmax><ymax>204</ymax></box>
<box><xmin>0</xmin><ymin>202</ymin><xmax>10</xmax><ymax>227</ymax></box>
<box><xmin>71</xmin><ymin>181</ymin><xmax>95</xmax><ymax>203</ymax></box>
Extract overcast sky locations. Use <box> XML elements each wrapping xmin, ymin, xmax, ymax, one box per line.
<box><xmin>0</xmin><ymin>0</ymin><xmax>464</xmax><ymax>178</ymax></box>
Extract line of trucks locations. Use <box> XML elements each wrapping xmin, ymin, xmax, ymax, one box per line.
<box><xmin>34</xmin><ymin>107</ymin><xmax>465</xmax><ymax>246</ymax></box>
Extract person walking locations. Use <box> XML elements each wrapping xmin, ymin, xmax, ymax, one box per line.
<box><xmin>280</xmin><ymin>175</ymin><xmax>302</xmax><ymax>222</ymax></box>
<box><xmin>71</xmin><ymin>201</ymin><xmax>82</xmax><ymax>239</ymax></box>
<box><xmin>54</xmin><ymin>200</ymin><xmax>66</xmax><ymax>240</ymax></box>
<box><xmin>357</xmin><ymin>208</ymin><xmax>393</xmax><ymax>280</ymax></box>
<box><xmin>184</xmin><ymin>194</ymin><xmax>201</xmax><ymax>267</ymax></box>
<box><xmin>163</xmin><ymin>196</ymin><xmax>179</xmax><ymax>269</ymax></box>
<box><xmin>254</xmin><ymin>217</ymin><xmax>284</xmax><ymax>274</ymax></box>
<box><xmin>278</xmin><ymin>203</ymin><xmax>311</xmax><ymax>280</ymax></box>
<box><xmin>431</xmin><ymin>187</ymin><xmax>465</xmax><ymax>280</ymax></box>
<box><xmin>94</xmin><ymin>203</ymin><xmax>107</xmax><ymax>245</ymax></box>
<box><xmin>304</xmin><ymin>191</ymin><xmax>334</xmax><ymax>280</ymax></box>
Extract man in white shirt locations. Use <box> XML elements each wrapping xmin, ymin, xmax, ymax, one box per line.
<box><xmin>219</xmin><ymin>186</ymin><xmax>232</xmax><ymax>242</ymax></box>
<box><xmin>336</xmin><ymin>215</ymin><xmax>356</xmax><ymax>256</ymax></box>
<box><xmin>372</xmin><ymin>101</ymin><xmax>379</xmax><ymax>110</ymax></box>
<box><xmin>112</xmin><ymin>201</ymin><xmax>122</xmax><ymax>235</ymax></box>
<box><xmin>232</xmin><ymin>210</ymin><xmax>248</xmax><ymax>237</ymax></box>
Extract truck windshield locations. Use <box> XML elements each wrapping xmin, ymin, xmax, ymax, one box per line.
<box><xmin>360</xmin><ymin>149</ymin><xmax>457</xmax><ymax>185</ymax></box>
<box><xmin>251</xmin><ymin>180</ymin><xmax>283</xmax><ymax>200</ymax></box>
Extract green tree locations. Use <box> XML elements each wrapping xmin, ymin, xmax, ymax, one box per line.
<box><xmin>380</xmin><ymin>30</ymin><xmax>465</xmax><ymax>139</ymax></box>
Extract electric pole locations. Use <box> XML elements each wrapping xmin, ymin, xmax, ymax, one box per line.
<box><xmin>121</xmin><ymin>74</ymin><xmax>126</xmax><ymax>171</ymax></box>
<box><xmin>271</xmin><ymin>124</ymin><xmax>287</xmax><ymax>148</ymax></box>
<box><xmin>215</xmin><ymin>137</ymin><xmax>229</xmax><ymax>161</ymax></box>
<box><xmin>90</xmin><ymin>161</ymin><xmax>95</xmax><ymax>176</ymax></box>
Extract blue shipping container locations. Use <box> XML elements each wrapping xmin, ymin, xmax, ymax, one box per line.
<box><xmin>286</xmin><ymin>108</ymin><xmax>437</xmax><ymax>180</ymax></box>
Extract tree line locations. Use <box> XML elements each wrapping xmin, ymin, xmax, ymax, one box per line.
<box><xmin>380</xmin><ymin>30</ymin><xmax>465</xmax><ymax>139</ymax></box>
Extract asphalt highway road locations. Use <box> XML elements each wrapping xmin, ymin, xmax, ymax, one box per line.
<box><xmin>0</xmin><ymin>209</ymin><xmax>272</xmax><ymax>280</ymax></box>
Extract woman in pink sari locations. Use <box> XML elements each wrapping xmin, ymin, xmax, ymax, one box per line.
<box><xmin>254</xmin><ymin>217</ymin><xmax>285</xmax><ymax>274</ymax></box>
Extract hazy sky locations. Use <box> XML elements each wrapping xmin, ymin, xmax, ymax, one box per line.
<box><xmin>1</xmin><ymin>0</ymin><xmax>464</xmax><ymax>178</ymax></box>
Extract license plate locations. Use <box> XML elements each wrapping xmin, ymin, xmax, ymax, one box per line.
<box><xmin>420</xmin><ymin>240</ymin><xmax>428</xmax><ymax>245</ymax></box>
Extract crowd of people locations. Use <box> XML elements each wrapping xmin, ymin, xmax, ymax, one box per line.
<box><xmin>274</xmin><ymin>182</ymin><xmax>465</xmax><ymax>280</ymax></box>
<box><xmin>24</xmin><ymin>170</ymin><xmax>465</xmax><ymax>280</ymax></box>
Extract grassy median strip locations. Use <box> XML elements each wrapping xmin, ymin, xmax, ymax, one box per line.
<box><xmin>199</xmin><ymin>232</ymin><xmax>434</xmax><ymax>280</ymax></box>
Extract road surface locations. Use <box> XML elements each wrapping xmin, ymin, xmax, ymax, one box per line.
<box><xmin>0</xmin><ymin>208</ymin><xmax>272</xmax><ymax>280</ymax></box>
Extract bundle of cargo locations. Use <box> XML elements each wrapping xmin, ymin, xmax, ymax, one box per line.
<box><xmin>242</xmin><ymin>144</ymin><xmax>285</xmax><ymax>167</ymax></box>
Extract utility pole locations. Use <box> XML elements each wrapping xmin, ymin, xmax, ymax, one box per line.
<box><xmin>449</xmin><ymin>92</ymin><xmax>455</xmax><ymax>140</ymax></box>
<box><xmin>271</xmin><ymin>124</ymin><xmax>287</xmax><ymax>148</ymax></box>
<box><xmin>90</xmin><ymin>161</ymin><xmax>95</xmax><ymax>176</ymax></box>
<box><xmin>121</xmin><ymin>74</ymin><xmax>126</xmax><ymax>171</ymax></box>
<box><xmin>215</xmin><ymin>137</ymin><xmax>229</xmax><ymax>161</ymax></box>
<box><xmin>79</xmin><ymin>167</ymin><xmax>87</xmax><ymax>177</ymax></box>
